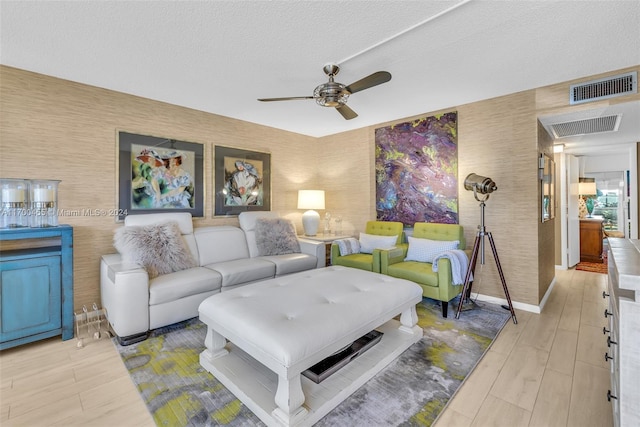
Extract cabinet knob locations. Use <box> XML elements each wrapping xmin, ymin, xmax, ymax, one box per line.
<box><xmin>605</xmin><ymin>352</ymin><xmax>613</xmax><ymax>362</ymax></box>
<box><xmin>607</xmin><ymin>390</ymin><xmax>618</xmax><ymax>401</ymax></box>
<box><xmin>604</xmin><ymin>309</ymin><xmax>613</xmax><ymax>318</ymax></box>
<box><xmin>607</xmin><ymin>337</ymin><xmax>618</xmax><ymax>347</ymax></box>
<box><xmin>603</xmin><ymin>326</ymin><xmax>610</xmax><ymax>335</ymax></box>
<box><xmin>602</xmin><ymin>291</ymin><xmax>609</xmax><ymax>298</ymax></box>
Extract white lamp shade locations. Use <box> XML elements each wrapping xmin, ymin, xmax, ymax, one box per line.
<box><xmin>297</xmin><ymin>190</ymin><xmax>325</xmax><ymax>210</ymax></box>
<box><xmin>578</xmin><ymin>182</ymin><xmax>597</xmax><ymax>196</ymax></box>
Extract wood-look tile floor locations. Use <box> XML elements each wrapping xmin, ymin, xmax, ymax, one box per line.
<box><xmin>0</xmin><ymin>268</ymin><xmax>612</xmax><ymax>427</ymax></box>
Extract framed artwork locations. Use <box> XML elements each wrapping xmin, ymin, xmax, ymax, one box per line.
<box><xmin>117</xmin><ymin>131</ymin><xmax>204</xmax><ymax>220</ymax></box>
<box><xmin>214</xmin><ymin>146</ymin><xmax>271</xmax><ymax>216</ymax></box>
<box><xmin>375</xmin><ymin>112</ymin><xmax>459</xmax><ymax>226</ymax></box>
<box><xmin>541</xmin><ymin>153</ymin><xmax>555</xmax><ymax>222</ymax></box>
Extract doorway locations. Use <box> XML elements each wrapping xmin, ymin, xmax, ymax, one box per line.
<box><xmin>584</xmin><ymin>171</ymin><xmax>626</xmax><ymax>235</ymax></box>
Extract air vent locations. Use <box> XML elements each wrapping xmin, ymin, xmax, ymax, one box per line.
<box><xmin>550</xmin><ymin>115</ymin><xmax>621</xmax><ymax>138</ymax></box>
<box><xmin>570</xmin><ymin>72</ymin><xmax>637</xmax><ymax>105</ymax></box>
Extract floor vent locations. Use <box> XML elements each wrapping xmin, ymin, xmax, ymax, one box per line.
<box><xmin>569</xmin><ymin>71</ymin><xmax>637</xmax><ymax>105</ymax></box>
<box><xmin>550</xmin><ymin>115</ymin><xmax>621</xmax><ymax>138</ymax></box>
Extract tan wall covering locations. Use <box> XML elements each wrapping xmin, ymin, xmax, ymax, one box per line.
<box><xmin>1</xmin><ymin>64</ymin><xmax>638</xmax><ymax>311</ymax></box>
<box><xmin>317</xmin><ymin>95</ymin><xmax>541</xmax><ymax>306</ymax></box>
<box><xmin>0</xmin><ymin>66</ymin><xmax>319</xmax><ymax>309</ymax></box>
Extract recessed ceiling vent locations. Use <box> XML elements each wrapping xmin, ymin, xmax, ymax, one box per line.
<box><xmin>550</xmin><ymin>115</ymin><xmax>621</xmax><ymax>138</ymax></box>
<box><xmin>570</xmin><ymin>71</ymin><xmax>637</xmax><ymax>105</ymax></box>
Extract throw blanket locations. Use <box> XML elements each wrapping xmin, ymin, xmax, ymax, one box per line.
<box><xmin>432</xmin><ymin>249</ymin><xmax>473</xmax><ymax>285</ymax></box>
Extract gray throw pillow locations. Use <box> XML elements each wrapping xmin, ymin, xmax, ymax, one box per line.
<box><xmin>255</xmin><ymin>218</ymin><xmax>301</xmax><ymax>256</ymax></box>
<box><xmin>113</xmin><ymin>221</ymin><xmax>197</xmax><ymax>279</ymax></box>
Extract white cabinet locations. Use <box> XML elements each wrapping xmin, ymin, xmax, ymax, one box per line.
<box><xmin>605</xmin><ymin>238</ymin><xmax>640</xmax><ymax>427</ymax></box>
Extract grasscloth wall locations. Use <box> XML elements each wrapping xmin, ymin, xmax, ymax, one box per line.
<box><xmin>0</xmin><ymin>65</ymin><xmax>319</xmax><ymax>309</ymax></box>
<box><xmin>1</xmin><ymin>64</ymin><xmax>638</xmax><ymax>311</ymax></box>
<box><xmin>317</xmin><ymin>95</ymin><xmax>541</xmax><ymax>306</ymax></box>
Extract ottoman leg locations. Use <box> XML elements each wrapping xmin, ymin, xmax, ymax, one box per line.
<box><xmin>399</xmin><ymin>305</ymin><xmax>419</xmax><ymax>334</ymax></box>
<box><xmin>272</xmin><ymin>373</ymin><xmax>308</xmax><ymax>426</ymax></box>
<box><xmin>201</xmin><ymin>325</ymin><xmax>229</xmax><ymax>363</ymax></box>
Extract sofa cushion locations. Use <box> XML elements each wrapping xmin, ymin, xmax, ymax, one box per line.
<box><xmin>114</xmin><ymin>221</ymin><xmax>197</xmax><ymax>279</ymax></box>
<box><xmin>404</xmin><ymin>236</ymin><xmax>460</xmax><ymax>263</ymax></box>
<box><xmin>194</xmin><ymin>226</ymin><xmax>250</xmax><ymax>265</ymax></box>
<box><xmin>333</xmin><ymin>252</ymin><xmax>375</xmax><ymax>271</ymax></box>
<box><xmin>387</xmin><ymin>261</ymin><xmax>439</xmax><ymax>287</ymax></box>
<box><xmin>255</xmin><ymin>217</ymin><xmax>300</xmax><ymax>256</ymax></box>
<box><xmin>204</xmin><ymin>258</ymin><xmax>276</xmax><ymax>288</ymax></box>
<box><xmin>359</xmin><ymin>233</ymin><xmax>397</xmax><ymax>254</ymax></box>
<box><xmin>148</xmin><ymin>266</ymin><xmax>223</xmax><ymax>305</ymax></box>
<box><xmin>258</xmin><ymin>253</ymin><xmax>318</xmax><ymax>276</ymax></box>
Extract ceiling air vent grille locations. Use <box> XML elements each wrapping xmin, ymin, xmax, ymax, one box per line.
<box><xmin>550</xmin><ymin>115</ymin><xmax>621</xmax><ymax>138</ymax></box>
<box><xmin>570</xmin><ymin>71</ymin><xmax>637</xmax><ymax>105</ymax></box>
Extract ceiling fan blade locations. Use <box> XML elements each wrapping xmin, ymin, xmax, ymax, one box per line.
<box><xmin>336</xmin><ymin>104</ymin><xmax>358</xmax><ymax>120</ymax></box>
<box><xmin>345</xmin><ymin>71</ymin><xmax>391</xmax><ymax>94</ymax></box>
<box><xmin>257</xmin><ymin>96</ymin><xmax>314</xmax><ymax>102</ymax></box>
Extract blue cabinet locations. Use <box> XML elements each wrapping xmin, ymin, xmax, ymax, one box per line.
<box><xmin>0</xmin><ymin>226</ymin><xmax>73</xmax><ymax>350</ymax></box>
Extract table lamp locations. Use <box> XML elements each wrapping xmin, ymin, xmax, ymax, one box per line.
<box><xmin>298</xmin><ymin>190</ymin><xmax>325</xmax><ymax>236</ymax></box>
<box><xmin>579</xmin><ymin>181</ymin><xmax>597</xmax><ymax>218</ymax></box>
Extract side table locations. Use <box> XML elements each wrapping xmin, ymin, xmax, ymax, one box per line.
<box><xmin>0</xmin><ymin>225</ymin><xmax>74</xmax><ymax>350</ymax></box>
<box><xmin>298</xmin><ymin>234</ymin><xmax>351</xmax><ymax>266</ymax></box>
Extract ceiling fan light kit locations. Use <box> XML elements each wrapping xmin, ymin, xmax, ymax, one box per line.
<box><xmin>258</xmin><ymin>63</ymin><xmax>391</xmax><ymax>120</ymax></box>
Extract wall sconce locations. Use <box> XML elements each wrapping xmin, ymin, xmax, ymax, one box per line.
<box><xmin>297</xmin><ymin>190</ymin><xmax>325</xmax><ymax>236</ymax></box>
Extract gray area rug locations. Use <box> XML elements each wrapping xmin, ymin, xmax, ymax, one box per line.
<box><xmin>115</xmin><ymin>296</ymin><xmax>509</xmax><ymax>426</ymax></box>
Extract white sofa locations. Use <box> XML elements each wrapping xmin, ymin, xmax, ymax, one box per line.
<box><xmin>100</xmin><ymin>211</ymin><xmax>324</xmax><ymax>345</ymax></box>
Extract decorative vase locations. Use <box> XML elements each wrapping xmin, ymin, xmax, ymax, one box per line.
<box><xmin>585</xmin><ymin>197</ymin><xmax>595</xmax><ymax>217</ymax></box>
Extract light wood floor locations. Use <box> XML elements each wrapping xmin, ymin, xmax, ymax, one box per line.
<box><xmin>1</xmin><ymin>268</ymin><xmax>612</xmax><ymax>427</ymax></box>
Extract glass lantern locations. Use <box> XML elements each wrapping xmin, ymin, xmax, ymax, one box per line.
<box><xmin>30</xmin><ymin>180</ymin><xmax>60</xmax><ymax>227</ymax></box>
<box><xmin>1</xmin><ymin>178</ymin><xmax>30</xmax><ymax>228</ymax></box>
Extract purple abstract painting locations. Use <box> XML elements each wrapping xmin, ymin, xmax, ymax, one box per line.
<box><xmin>375</xmin><ymin>112</ymin><xmax>458</xmax><ymax>226</ymax></box>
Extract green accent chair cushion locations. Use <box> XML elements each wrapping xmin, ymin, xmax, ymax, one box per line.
<box><xmin>331</xmin><ymin>220</ymin><xmax>405</xmax><ymax>273</ymax></box>
<box><xmin>381</xmin><ymin>222</ymin><xmax>466</xmax><ymax>317</ymax></box>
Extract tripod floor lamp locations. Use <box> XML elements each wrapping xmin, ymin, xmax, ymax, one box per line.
<box><xmin>455</xmin><ymin>173</ymin><xmax>517</xmax><ymax>324</ymax></box>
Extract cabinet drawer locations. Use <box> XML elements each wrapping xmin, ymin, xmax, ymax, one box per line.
<box><xmin>0</xmin><ymin>255</ymin><xmax>62</xmax><ymax>342</ymax></box>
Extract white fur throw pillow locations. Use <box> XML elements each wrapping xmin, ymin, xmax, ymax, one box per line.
<box><xmin>255</xmin><ymin>218</ymin><xmax>300</xmax><ymax>256</ymax></box>
<box><xmin>113</xmin><ymin>221</ymin><xmax>197</xmax><ymax>279</ymax></box>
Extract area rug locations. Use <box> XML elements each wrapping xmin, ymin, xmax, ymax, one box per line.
<box><xmin>575</xmin><ymin>261</ymin><xmax>608</xmax><ymax>274</ymax></box>
<box><xmin>115</xmin><ymin>297</ymin><xmax>510</xmax><ymax>426</ymax></box>
<box><xmin>576</xmin><ymin>250</ymin><xmax>608</xmax><ymax>274</ymax></box>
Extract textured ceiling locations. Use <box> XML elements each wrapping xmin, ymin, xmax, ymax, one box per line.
<box><xmin>1</xmin><ymin>0</ymin><xmax>639</xmax><ymax>141</ymax></box>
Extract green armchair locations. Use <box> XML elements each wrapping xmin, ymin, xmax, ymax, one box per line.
<box><xmin>331</xmin><ymin>220</ymin><xmax>405</xmax><ymax>273</ymax></box>
<box><xmin>381</xmin><ymin>223</ymin><xmax>466</xmax><ymax>317</ymax></box>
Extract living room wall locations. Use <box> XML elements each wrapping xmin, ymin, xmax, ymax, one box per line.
<box><xmin>315</xmin><ymin>65</ymin><xmax>639</xmax><ymax>309</ymax></box>
<box><xmin>317</xmin><ymin>93</ymin><xmax>542</xmax><ymax>307</ymax></box>
<box><xmin>2</xmin><ymin>64</ymin><xmax>637</xmax><ymax>312</ymax></box>
<box><xmin>0</xmin><ymin>65</ymin><xmax>321</xmax><ymax>310</ymax></box>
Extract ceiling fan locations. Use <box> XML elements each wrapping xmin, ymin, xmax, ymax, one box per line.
<box><xmin>257</xmin><ymin>63</ymin><xmax>392</xmax><ymax>120</ymax></box>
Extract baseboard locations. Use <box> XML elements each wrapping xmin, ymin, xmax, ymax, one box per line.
<box><xmin>470</xmin><ymin>292</ymin><xmax>541</xmax><ymax>314</ymax></box>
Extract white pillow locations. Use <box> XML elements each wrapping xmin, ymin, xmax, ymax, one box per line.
<box><xmin>113</xmin><ymin>221</ymin><xmax>197</xmax><ymax>279</ymax></box>
<box><xmin>359</xmin><ymin>233</ymin><xmax>397</xmax><ymax>254</ymax></box>
<box><xmin>404</xmin><ymin>236</ymin><xmax>460</xmax><ymax>263</ymax></box>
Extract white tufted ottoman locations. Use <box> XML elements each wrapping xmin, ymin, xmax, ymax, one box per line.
<box><xmin>198</xmin><ymin>266</ymin><xmax>423</xmax><ymax>427</ymax></box>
